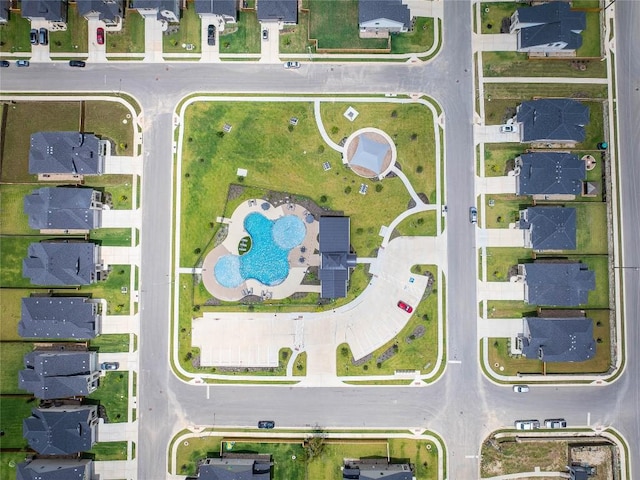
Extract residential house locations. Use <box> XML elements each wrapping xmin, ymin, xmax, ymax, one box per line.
<box><xmin>24</xmin><ymin>187</ymin><xmax>103</xmax><ymax>233</ymax></box>
<box><xmin>567</xmin><ymin>463</ymin><xmax>596</xmax><ymax>480</ymax></box>
<box><xmin>519</xmin><ymin>206</ymin><xmax>576</xmax><ymax>251</ymax></box>
<box><xmin>516</xmin><ymin>99</ymin><xmax>589</xmax><ymax>144</ymax></box>
<box><xmin>23</xmin><ymin>241</ymin><xmax>101</xmax><ymax>286</ymax></box>
<box><xmin>256</xmin><ymin>0</ymin><xmax>297</xmax><ymax>24</ymax></box>
<box><xmin>514</xmin><ymin>152</ymin><xmax>586</xmax><ymax>199</ymax></box>
<box><xmin>194</xmin><ymin>0</ymin><xmax>237</xmax><ymax>24</ymax></box>
<box><xmin>319</xmin><ymin>216</ymin><xmax>357</xmax><ymax>299</ymax></box>
<box><xmin>518</xmin><ymin>317</ymin><xmax>595</xmax><ymax>362</ymax></box>
<box><xmin>76</xmin><ymin>0</ymin><xmax>124</xmax><ymax>27</ymax></box>
<box><xmin>29</xmin><ymin>132</ymin><xmax>108</xmax><ymax>179</ymax></box>
<box><xmin>17</xmin><ymin>458</ymin><xmax>93</xmax><ymax>480</ymax></box>
<box><xmin>21</xmin><ymin>0</ymin><xmax>67</xmax><ymax>23</ymax></box>
<box><xmin>359</xmin><ymin>0</ymin><xmax>411</xmax><ymax>34</ymax></box>
<box><xmin>510</xmin><ymin>1</ymin><xmax>586</xmax><ymax>53</ymax></box>
<box><xmin>194</xmin><ymin>455</ymin><xmax>272</xmax><ymax>479</ymax></box>
<box><xmin>343</xmin><ymin>459</ymin><xmax>413</xmax><ymax>480</ymax></box>
<box><xmin>131</xmin><ymin>0</ymin><xmax>180</xmax><ymax>23</ymax></box>
<box><xmin>520</xmin><ymin>261</ymin><xmax>595</xmax><ymax>306</ymax></box>
<box><xmin>23</xmin><ymin>405</ymin><xmax>99</xmax><ymax>455</ymax></box>
<box><xmin>19</xmin><ymin>349</ymin><xmax>100</xmax><ymax>399</ymax></box>
<box><xmin>19</xmin><ymin>296</ymin><xmax>100</xmax><ymax>339</ymax></box>
<box><xmin>0</xmin><ymin>0</ymin><xmax>10</xmax><ymax>24</ymax></box>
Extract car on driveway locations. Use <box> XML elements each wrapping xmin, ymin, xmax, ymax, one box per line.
<box><xmin>513</xmin><ymin>385</ymin><xmax>529</xmax><ymax>393</ymax></box>
<box><xmin>544</xmin><ymin>418</ymin><xmax>567</xmax><ymax>428</ymax></box>
<box><xmin>397</xmin><ymin>301</ymin><xmax>413</xmax><ymax>313</ymax></box>
<box><xmin>30</xmin><ymin>29</ymin><xmax>38</xmax><ymax>45</ymax></box>
<box><xmin>0</xmin><ymin>60</ymin><xmax>9</xmax><ymax>67</ymax></box>
<box><xmin>100</xmin><ymin>362</ymin><xmax>119</xmax><ymax>370</ymax></box>
<box><xmin>97</xmin><ymin>27</ymin><xmax>104</xmax><ymax>45</ymax></box>
<box><xmin>284</xmin><ymin>61</ymin><xmax>300</xmax><ymax>69</ymax></box>
<box><xmin>500</xmin><ymin>124</ymin><xmax>515</xmax><ymax>133</ymax></box>
<box><xmin>39</xmin><ymin>28</ymin><xmax>48</xmax><ymax>45</ymax></box>
<box><xmin>69</xmin><ymin>60</ymin><xmax>86</xmax><ymax>67</ymax></box>
<box><xmin>258</xmin><ymin>420</ymin><xmax>275</xmax><ymax>429</ymax></box>
<box><xmin>514</xmin><ymin>419</ymin><xmax>540</xmax><ymax>430</ymax></box>
<box><xmin>262</xmin><ymin>29</ymin><xmax>268</xmax><ymax>40</ymax></box>
<box><xmin>469</xmin><ymin>206</ymin><xmax>478</xmax><ymax>224</ymax></box>
<box><xmin>17</xmin><ymin>60</ymin><xmax>30</xmax><ymax>67</ymax></box>
<box><xmin>207</xmin><ymin>24</ymin><xmax>216</xmax><ymax>46</ymax></box>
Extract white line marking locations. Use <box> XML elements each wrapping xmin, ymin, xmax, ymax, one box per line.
<box><xmin>587</xmin><ymin>412</ymin><xmax>591</xmax><ymax>426</ymax></box>
<box><xmin>206</xmin><ymin>385</ymin><xmax>210</xmax><ymax>400</ymax></box>
<box><xmin>448</xmin><ymin>360</ymin><xmax>462</xmax><ymax>364</ymax></box>
<box><xmin>464</xmin><ymin>455</ymin><xmax>479</xmax><ymax>459</ymax></box>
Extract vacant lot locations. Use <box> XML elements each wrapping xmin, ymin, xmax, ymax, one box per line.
<box><xmin>483</xmin><ymin>52</ymin><xmax>607</xmax><ymax>78</ymax></box>
<box><xmin>481</xmin><ymin>439</ymin><xmax>567</xmax><ymax>477</ymax></box>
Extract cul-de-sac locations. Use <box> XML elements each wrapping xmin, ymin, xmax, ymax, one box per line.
<box><xmin>1</xmin><ymin>1</ymin><xmax>638</xmax><ymax>479</ymax></box>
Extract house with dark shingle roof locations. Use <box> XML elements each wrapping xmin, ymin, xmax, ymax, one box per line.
<box><xmin>319</xmin><ymin>216</ymin><xmax>357</xmax><ymax>299</ymax></box>
<box><xmin>23</xmin><ymin>241</ymin><xmax>101</xmax><ymax>286</ymax></box>
<box><xmin>195</xmin><ymin>455</ymin><xmax>272</xmax><ymax>479</ymax></box>
<box><xmin>519</xmin><ymin>206</ymin><xmax>576</xmax><ymax>251</ymax></box>
<box><xmin>29</xmin><ymin>132</ymin><xmax>108</xmax><ymax>179</ymax></box>
<box><xmin>520</xmin><ymin>261</ymin><xmax>595</xmax><ymax>306</ymax></box>
<box><xmin>519</xmin><ymin>317</ymin><xmax>595</xmax><ymax>362</ymax></box>
<box><xmin>20</xmin><ymin>297</ymin><xmax>100</xmax><ymax>339</ymax></box>
<box><xmin>256</xmin><ymin>0</ymin><xmax>297</xmax><ymax>24</ymax></box>
<box><xmin>343</xmin><ymin>459</ymin><xmax>413</xmax><ymax>480</ymax></box>
<box><xmin>0</xmin><ymin>0</ymin><xmax>10</xmax><ymax>23</ymax></box>
<box><xmin>358</xmin><ymin>0</ymin><xmax>411</xmax><ymax>34</ymax></box>
<box><xmin>132</xmin><ymin>0</ymin><xmax>180</xmax><ymax>22</ymax></box>
<box><xmin>17</xmin><ymin>458</ymin><xmax>93</xmax><ymax>480</ymax></box>
<box><xmin>514</xmin><ymin>152</ymin><xmax>586</xmax><ymax>199</ymax></box>
<box><xmin>516</xmin><ymin>99</ymin><xmax>589</xmax><ymax>144</ymax></box>
<box><xmin>194</xmin><ymin>0</ymin><xmax>237</xmax><ymax>23</ymax></box>
<box><xmin>23</xmin><ymin>405</ymin><xmax>99</xmax><ymax>455</ymax></box>
<box><xmin>24</xmin><ymin>187</ymin><xmax>103</xmax><ymax>233</ymax></box>
<box><xmin>19</xmin><ymin>349</ymin><xmax>100</xmax><ymax>399</ymax></box>
<box><xmin>510</xmin><ymin>2</ymin><xmax>586</xmax><ymax>53</ymax></box>
<box><xmin>76</xmin><ymin>0</ymin><xmax>123</xmax><ymax>26</ymax></box>
<box><xmin>21</xmin><ymin>0</ymin><xmax>67</xmax><ymax>22</ymax></box>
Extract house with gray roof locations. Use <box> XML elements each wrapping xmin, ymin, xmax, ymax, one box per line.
<box><xmin>194</xmin><ymin>0</ymin><xmax>237</xmax><ymax>23</ymax></box>
<box><xmin>359</xmin><ymin>0</ymin><xmax>411</xmax><ymax>34</ymax></box>
<box><xmin>23</xmin><ymin>405</ymin><xmax>98</xmax><ymax>455</ymax></box>
<box><xmin>132</xmin><ymin>0</ymin><xmax>179</xmax><ymax>22</ymax></box>
<box><xmin>516</xmin><ymin>99</ymin><xmax>589</xmax><ymax>144</ymax></box>
<box><xmin>24</xmin><ymin>187</ymin><xmax>103</xmax><ymax>233</ymax></box>
<box><xmin>0</xmin><ymin>0</ymin><xmax>10</xmax><ymax>23</ymax></box>
<box><xmin>319</xmin><ymin>216</ymin><xmax>357</xmax><ymax>299</ymax></box>
<box><xmin>23</xmin><ymin>241</ymin><xmax>101</xmax><ymax>286</ymax></box>
<box><xmin>19</xmin><ymin>349</ymin><xmax>100</xmax><ymax>399</ymax></box>
<box><xmin>519</xmin><ymin>206</ymin><xmax>576</xmax><ymax>251</ymax></box>
<box><xmin>20</xmin><ymin>297</ymin><xmax>100</xmax><ymax>339</ymax></box>
<box><xmin>518</xmin><ymin>317</ymin><xmax>595</xmax><ymax>363</ymax></box>
<box><xmin>520</xmin><ymin>261</ymin><xmax>595</xmax><ymax>306</ymax></box>
<box><xmin>76</xmin><ymin>0</ymin><xmax>123</xmax><ymax>26</ymax></box>
<box><xmin>195</xmin><ymin>456</ymin><xmax>272</xmax><ymax>479</ymax></box>
<box><xmin>514</xmin><ymin>152</ymin><xmax>586</xmax><ymax>199</ymax></box>
<box><xmin>256</xmin><ymin>0</ymin><xmax>297</xmax><ymax>24</ymax></box>
<box><xmin>343</xmin><ymin>459</ymin><xmax>413</xmax><ymax>480</ymax></box>
<box><xmin>510</xmin><ymin>2</ymin><xmax>586</xmax><ymax>53</ymax></box>
<box><xmin>17</xmin><ymin>458</ymin><xmax>93</xmax><ymax>480</ymax></box>
<box><xmin>21</xmin><ymin>0</ymin><xmax>67</xmax><ymax>23</ymax></box>
<box><xmin>29</xmin><ymin>132</ymin><xmax>108</xmax><ymax>179</ymax></box>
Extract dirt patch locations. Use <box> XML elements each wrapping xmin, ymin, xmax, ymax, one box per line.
<box><xmin>570</xmin><ymin>445</ymin><xmax>614</xmax><ymax>480</ymax></box>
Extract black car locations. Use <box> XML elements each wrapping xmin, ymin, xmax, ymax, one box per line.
<box><xmin>39</xmin><ymin>28</ymin><xmax>48</xmax><ymax>46</ymax></box>
<box><xmin>207</xmin><ymin>24</ymin><xmax>216</xmax><ymax>46</ymax></box>
<box><xmin>30</xmin><ymin>29</ymin><xmax>38</xmax><ymax>45</ymax></box>
<box><xmin>0</xmin><ymin>60</ymin><xmax>10</xmax><ymax>67</ymax></box>
<box><xmin>69</xmin><ymin>60</ymin><xmax>86</xmax><ymax>68</ymax></box>
<box><xmin>258</xmin><ymin>420</ymin><xmax>275</xmax><ymax>429</ymax></box>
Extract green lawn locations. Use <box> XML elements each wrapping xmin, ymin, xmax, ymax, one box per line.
<box><xmin>0</xmin><ymin>396</ymin><xmax>34</xmax><ymax>449</ymax></box>
<box><xmin>576</xmin><ymin>10</ymin><xmax>601</xmax><ymax>58</ymax></box>
<box><xmin>482</xmin><ymin>144</ymin><xmax>523</xmax><ymax>176</ymax></box>
<box><xmin>0</xmin><ymin>15</ymin><xmax>33</xmax><ymax>53</ymax></box>
<box><xmin>88</xmin><ymin>441</ymin><xmax>129</xmax><ymax>460</ymax></box>
<box><xmin>0</xmin><ymin>289</ymin><xmax>30</xmax><ymax>341</ymax></box>
<box><xmin>88</xmin><ymin>371</ymin><xmax>128</xmax><ymax>423</ymax></box>
<box><xmin>0</xmin><ymin>452</ymin><xmax>30</xmax><ymax>480</ymax></box>
<box><xmin>0</xmin><ymin>343</ymin><xmax>33</xmax><ymax>393</ymax></box>
<box><xmin>219</xmin><ymin>11</ymin><xmax>260</xmax><ymax>53</ymax></box>
<box><xmin>279</xmin><ymin>10</ymin><xmax>314</xmax><ymax>54</ymax></box>
<box><xmin>486</xmin><ymin>300</ymin><xmax>536</xmax><ymax>319</ymax></box>
<box><xmin>482</xmin><ymin>51</ymin><xmax>607</xmax><ymax>78</ymax></box>
<box><xmin>90</xmin><ymin>334</ymin><xmax>131</xmax><ymax>353</ymax></box>
<box><xmin>86</xmin><ymin>174</ymin><xmax>135</xmax><ymax>210</ymax></box>
<box><xmin>0</xmin><ymin>236</ymin><xmax>59</xmax><ymax>288</ymax></box>
<box><xmin>574</xmin><ymin>203</ymin><xmax>608</xmax><ymax>253</ymax></box>
<box><xmin>90</xmin><ymin>228</ymin><xmax>134</xmax><ymax>247</ymax></box>
<box><xmin>106</xmin><ymin>13</ymin><xmax>145</xmax><ymax>54</ymax></box>
<box><xmin>481</xmin><ymin>439</ymin><xmax>568</xmax><ymax>477</ymax></box>
<box><xmin>83</xmin><ymin>101</ymin><xmax>135</xmax><ymax>156</ymax></box>
<box><xmin>163</xmin><ymin>4</ymin><xmax>201</xmax><ymax>53</ymax></box>
<box><xmin>581</xmin><ymin>255</ymin><xmax>609</xmax><ymax>308</ymax></box>
<box><xmin>89</xmin><ymin>265</ymin><xmax>131</xmax><ymax>315</ymax></box>
<box><xmin>0</xmin><ymin>184</ymin><xmax>38</xmax><ymax>235</ymax></box>
<box><xmin>483</xmin><ymin>194</ymin><xmax>528</xmax><ymax>229</ymax></box>
<box><xmin>394</xmin><ymin>211</ymin><xmax>437</xmax><ymax>237</ymax></box>
<box><xmin>480</xmin><ymin>2</ymin><xmax>515</xmax><ymax>34</ymax></box>
<box><xmin>485</xmin><ymin>247</ymin><xmax>532</xmax><ymax>282</ymax></box>
<box><xmin>390</xmin><ymin>17</ymin><xmax>436</xmax><ymax>54</ymax></box>
<box><xmin>49</xmin><ymin>5</ymin><xmax>88</xmax><ymax>53</ymax></box>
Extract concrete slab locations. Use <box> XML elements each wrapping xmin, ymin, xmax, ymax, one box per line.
<box><xmin>478</xmin><ymin>281</ymin><xmax>525</xmax><ymax>301</ymax></box>
<box><xmin>104</xmin><ymin>156</ymin><xmax>142</xmax><ymax>175</ymax></box>
<box><xmin>476</xmin><ymin>175</ymin><xmax>516</xmax><ymax>194</ymax></box>
<box><xmin>474</xmin><ymin>124</ymin><xmax>520</xmax><ymax>144</ymax></box>
<box><xmin>94</xmin><ymin>460</ymin><xmax>137</xmax><ymax>480</ymax></box>
<box><xmin>259</xmin><ymin>22</ymin><xmax>281</xmax><ymax>63</ymax></box>
<box><xmin>403</xmin><ymin>0</ymin><xmax>444</xmax><ymax>18</ymax></box>
<box><xmin>477</xmin><ymin>228</ymin><xmax>524</xmax><ymax>248</ymax></box>
<box><xmin>97</xmin><ymin>351</ymin><xmax>138</xmax><ymax>371</ymax></box>
<box><xmin>143</xmin><ymin>14</ymin><xmax>164</xmax><ymax>62</ymax></box>
<box><xmin>102</xmin><ymin>209</ymin><xmax>141</xmax><ymax>229</ymax></box>
<box><xmin>477</xmin><ymin>318</ymin><xmax>523</xmax><ymax>339</ymax></box>
<box><xmin>476</xmin><ymin>33</ymin><xmax>517</xmax><ymax>52</ymax></box>
<box><xmin>101</xmin><ymin>315</ymin><xmax>138</xmax><ymax>335</ymax></box>
<box><xmin>96</xmin><ymin>421</ymin><xmax>137</xmax><ymax>442</ymax></box>
<box><xmin>101</xmin><ymin>246</ymin><xmax>140</xmax><ymax>266</ymax></box>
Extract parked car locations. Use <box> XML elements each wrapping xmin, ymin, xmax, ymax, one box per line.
<box><xmin>258</xmin><ymin>420</ymin><xmax>275</xmax><ymax>429</ymax></box>
<box><xmin>514</xmin><ymin>419</ymin><xmax>540</xmax><ymax>430</ymax></box>
<box><xmin>207</xmin><ymin>24</ymin><xmax>216</xmax><ymax>46</ymax></box>
<box><xmin>284</xmin><ymin>61</ymin><xmax>300</xmax><ymax>69</ymax></box>
<box><xmin>0</xmin><ymin>60</ymin><xmax>10</xmax><ymax>67</ymax></box>
<box><xmin>17</xmin><ymin>60</ymin><xmax>30</xmax><ymax>67</ymax></box>
<box><xmin>397</xmin><ymin>301</ymin><xmax>413</xmax><ymax>313</ymax></box>
<box><xmin>262</xmin><ymin>29</ymin><xmax>268</xmax><ymax>40</ymax></box>
<box><xmin>469</xmin><ymin>206</ymin><xmax>478</xmax><ymax>224</ymax></box>
<box><xmin>69</xmin><ymin>60</ymin><xmax>86</xmax><ymax>68</ymax></box>
<box><xmin>499</xmin><ymin>124</ymin><xmax>515</xmax><ymax>133</ymax></box>
<box><xmin>97</xmin><ymin>27</ymin><xmax>105</xmax><ymax>45</ymax></box>
<box><xmin>30</xmin><ymin>29</ymin><xmax>38</xmax><ymax>45</ymax></box>
<box><xmin>100</xmin><ymin>362</ymin><xmax>119</xmax><ymax>370</ymax></box>
<box><xmin>544</xmin><ymin>418</ymin><xmax>567</xmax><ymax>429</ymax></box>
<box><xmin>39</xmin><ymin>28</ymin><xmax>48</xmax><ymax>46</ymax></box>
<box><xmin>513</xmin><ymin>385</ymin><xmax>529</xmax><ymax>393</ymax></box>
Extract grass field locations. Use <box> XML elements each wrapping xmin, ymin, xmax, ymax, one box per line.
<box><xmin>390</xmin><ymin>17</ymin><xmax>436</xmax><ymax>54</ymax></box>
<box><xmin>482</xmin><ymin>51</ymin><xmax>607</xmax><ymax>78</ymax></box>
<box><xmin>0</xmin><ymin>452</ymin><xmax>30</xmax><ymax>480</ymax></box>
<box><xmin>86</xmin><ymin>174</ymin><xmax>135</xmax><ymax>210</ymax></box>
<box><xmin>0</xmin><ymin>396</ymin><xmax>34</xmax><ymax>449</ymax></box>
<box><xmin>481</xmin><ymin>439</ymin><xmax>568</xmax><ymax>477</ymax></box>
<box><xmin>0</xmin><ymin>236</ymin><xmax>60</xmax><ymax>288</ymax></box>
<box><xmin>484</xmin><ymin>247</ymin><xmax>532</xmax><ymax>282</ymax></box>
<box><xmin>88</xmin><ymin>441</ymin><xmax>129</xmax><ymax>460</ymax></box>
<box><xmin>83</xmin><ymin>101</ymin><xmax>135</xmax><ymax>156</ymax></box>
<box><xmin>106</xmin><ymin>13</ymin><xmax>145</xmax><ymax>53</ymax></box>
<box><xmin>480</xmin><ymin>2</ymin><xmax>514</xmax><ymax>34</ymax></box>
<box><xmin>576</xmin><ymin>10</ymin><xmax>601</xmax><ymax>58</ymax></box>
<box><xmin>90</xmin><ymin>265</ymin><xmax>131</xmax><ymax>315</ymax></box>
<box><xmin>394</xmin><ymin>211</ymin><xmax>437</xmax><ymax>237</ymax></box>
<box><xmin>279</xmin><ymin>10</ymin><xmax>314</xmax><ymax>54</ymax></box>
<box><xmin>0</xmin><ymin>184</ymin><xmax>38</xmax><ymax>235</ymax></box>
<box><xmin>49</xmin><ymin>5</ymin><xmax>88</xmax><ymax>53</ymax></box>
<box><xmin>219</xmin><ymin>11</ymin><xmax>260</xmax><ymax>53</ymax></box>
<box><xmin>486</xmin><ymin>300</ymin><xmax>536</xmax><ymax>319</ymax></box>
<box><xmin>163</xmin><ymin>4</ymin><xmax>201</xmax><ymax>53</ymax></box>
<box><xmin>0</xmin><ymin>15</ymin><xmax>32</xmax><ymax>53</ymax></box>
<box><xmin>90</xmin><ymin>228</ymin><xmax>134</xmax><ymax>247</ymax></box>
<box><xmin>90</xmin><ymin>334</ymin><xmax>131</xmax><ymax>353</ymax></box>
<box><xmin>0</xmin><ymin>342</ymin><xmax>34</xmax><ymax>393</ymax></box>
<box><xmin>0</xmin><ymin>289</ymin><xmax>30</xmax><ymax>341</ymax></box>
<box><xmin>88</xmin><ymin>371</ymin><xmax>128</xmax><ymax>423</ymax></box>
<box><xmin>482</xmin><ymin>144</ymin><xmax>523</xmax><ymax>177</ymax></box>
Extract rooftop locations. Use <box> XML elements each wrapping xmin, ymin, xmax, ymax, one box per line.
<box><xmin>521</xmin><ymin>317</ymin><xmax>595</xmax><ymax>363</ymax></box>
<box><xmin>523</xmin><ymin>262</ymin><xmax>595</xmax><ymax>306</ymax></box>
<box><xmin>516</xmin><ymin>152</ymin><xmax>586</xmax><ymax>196</ymax></box>
<box><xmin>519</xmin><ymin>206</ymin><xmax>577</xmax><ymax>251</ymax></box>
<box><xmin>517</xmin><ymin>99</ymin><xmax>589</xmax><ymax>143</ymax></box>
<box><xmin>19</xmin><ymin>296</ymin><xmax>98</xmax><ymax>339</ymax></box>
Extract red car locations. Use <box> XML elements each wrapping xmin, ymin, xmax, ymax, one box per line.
<box><xmin>97</xmin><ymin>27</ymin><xmax>105</xmax><ymax>45</ymax></box>
<box><xmin>397</xmin><ymin>301</ymin><xmax>413</xmax><ymax>313</ymax></box>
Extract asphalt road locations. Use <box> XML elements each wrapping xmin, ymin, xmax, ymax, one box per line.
<box><xmin>1</xmin><ymin>1</ymin><xmax>639</xmax><ymax>479</ymax></box>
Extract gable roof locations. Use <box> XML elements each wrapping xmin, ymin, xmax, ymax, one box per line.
<box><xmin>519</xmin><ymin>206</ymin><xmax>576</xmax><ymax>250</ymax></box>
<box><xmin>17</xmin><ymin>458</ymin><xmax>92</xmax><ymax>480</ymax></box>
<box><xmin>517</xmin><ymin>99</ymin><xmax>589</xmax><ymax>143</ymax></box>
<box><xmin>516</xmin><ymin>2</ymin><xmax>585</xmax><ymax>50</ymax></box>
<box><xmin>358</xmin><ymin>0</ymin><xmax>410</xmax><ymax>27</ymax></box>
<box><xmin>516</xmin><ymin>152</ymin><xmax>585</xmax><ymax>196</ymax></box>
<box><xmin>29</xmin><ymin>132</ymin><xmax>104</xmax><ymax>175</ymax></box>
<box><xmin>194</xmin><ymin>0</ymin><xmax>237</xmax><ymax>19</ymax></box>
<box><xmin>523</xmin><ymin>262</ymin><xmax>595</xmax><ymax>306</ymax></box>
<box><xmin>319</xmin><ymin>216</ymin><xmax>356</xmax><ymax>299</ymax></box>
<box><xmin>75</xmin><ymin>0</ymin><xmax>123</xmax><ymax>22</ymax></box>
<box><xmin>198</xmin><ymin>458</ymin><xmax>271</xmax><ymax>480</ymax></box>
<box><xmin>24</xmin><ymin>187</ymin><xmax>100</xmax><ymax>231</ymax></box>
<box><xmin>521</xmin><ymin>317</ymin><xmax>595</xmax><ymax>362</ymax></box>
<box><xmin>23</xmin><ymin>241</ymin><xmax>98</xmax><ymax>286</ymax></box>
<box><xmin>23</xmin><ymin>405</ymin><xmax>97</xmax><ymax>455</ymax></box>
<box><xmin>21</xmin><ymin>0</ymin><xmax>67</xmax><ymax>21</ymax></box>
<box><xmin>20</xmin><ymin>297</ymin><xmax>98</xmax><ymax>339</ymax></box>
<box><xmin>256</xmin><ymin>0</ymin><xmax>297</xmax><ymax>23</ymax></box>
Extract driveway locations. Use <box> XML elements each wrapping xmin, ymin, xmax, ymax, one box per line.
<box><xmin>474</xmin><ymin>33</ymin><xmax>517</xmax><ymax>52</ymax></box>
<box><xmin>476</xmin><ymin>175</ymin><xmax>516</xmax><ymax>194</ymax></box>
<box><xmin>87</xmin><ymin>17</ymin><xmax>107</xmax><ymax>62</ymax></box>
<box><xmin>143</xmin><ymin>14</ymin><xmax>164</xmax><ymax>62</ymax></box>
<box><xmin>477</xmin><ymin>280</ymin><xmax>525</xmax><ymax>301</ymax></box>
<box><xmin>102</xmin><ymin>209</ymin><xmax>141</xmax><ymax>229</ymax></box>
<box><xmin>259</xmin><ymin>22</ymin><xmax>280</xmax><ymax>63</ymax></box>
<box><xmin>477</xmin><ymin>228</ymin><xmax>524</xmax><ymax>248</ymax></box>
<box><xmin>101</xmin><ymin>246</ymin><xmax>140</xmax><ymax>266</ymax></box>
<box><xmin>474</xmin><ymin>124</ymin><xmax>520</xmax><ymax>144</ymax></box>
<box><xmin>200</xmin><ymin>15</ymin><xmax>220</xmax><ymax>62</ymax></box>
<box><xmin>101</xmin><ymin>314</ymin><xmax>139</xmax><ymax>335</ymax></box>
<box><xmin>104</xmin><ymin>156</ymin><xmax>143</xmax><ymax>175</ymax></box>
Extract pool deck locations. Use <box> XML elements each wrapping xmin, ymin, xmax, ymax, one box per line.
<box><xmin>201</xmin><ymin>199</ymin><xmax>321</xmax><ymax>302</ymax></box>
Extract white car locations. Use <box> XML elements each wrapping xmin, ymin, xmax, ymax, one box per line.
<box><xmin>544</xmin><ymin>418</ymin><xmax>567</xmax><ymax>428</ymax></box>
<box><xmin>514</xmin><ymin>419</ymin><xmax>540</xmax><ymax>430</ymax></box>
<box><xmin>513</xmin><ymin>385</ymin><xmax>529</xmax><ymax>393</ymax></box>
<box><xmin>500</xmin><ymin>123</ymin><xmax>518</xmax><ymax>133</ymax></box>
<box><xmin>284</xmin><ymin>61</ymin><xmax>301</xmax><ymax>69</ymax></box>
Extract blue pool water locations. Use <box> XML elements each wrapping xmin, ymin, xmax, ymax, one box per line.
<box><xmin>214</xmin><ymin>212</ymin><xmax>306</xmax><ymax>288</ymax></box>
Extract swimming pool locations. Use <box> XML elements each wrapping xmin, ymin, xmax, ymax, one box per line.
<box><xmin>214</xmin><ymin>213</ymin><xmax>306</xmax><ymax>288</ymax></box>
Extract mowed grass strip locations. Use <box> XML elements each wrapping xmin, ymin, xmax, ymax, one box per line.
<box><xmin>163</xmin><ymin>4</ymin><xmax>201</xmax><ymax>53</ymax></box>
<box><xmin>483</xmin><ymin>51</ymin><xmax>607</xmax><ymax>78</ymax></box>
<box><xmin>0</xmin><ymin>342</ymin><xmax>34</xmax><ymax>394</ymax></box>
<box><xmin>88</xmin><ymin>371</ymin><xmax>128</xmax><ymax>423</ymax></box>
<box><xmin>88</xmin><ymin>441</ymin><xmax>129</xmax><ymax>460</ymax></box>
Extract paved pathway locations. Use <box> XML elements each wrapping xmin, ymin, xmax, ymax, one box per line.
<box><xmin>313</xmin><ymin>100</ymin><xmax>344</xmax><ymax>152</ymax></box>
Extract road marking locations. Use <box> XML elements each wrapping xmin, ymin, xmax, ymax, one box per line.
<box><xmin>465</xmin><ymin>455</ymin><xmax>479</xmax><ymax>459</ymax></box>
<box><xmin>206</xmin><ymin>385</ymin><xmax>210</xmax><ymax>400</ymax></box>
<box><xmin>448</xmin><ymin>360</ymin><xmax>462</xmax><ymax>364</ymax></box>
<box><xmin>587</xmin><ymin>412</ymin><xmax>591</xmax><ymax>426</ymax></box>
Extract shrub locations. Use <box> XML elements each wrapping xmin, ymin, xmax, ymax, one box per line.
<box><xmin>391</xmin><ymin>110</ymin><xmax>398</xmax><ymax>118</ymax></box>
<box><xmin>317</xmin><ymin>145</ymin><xmax>325</xmax><ymax>154</ymax></box>
<box><xmin>375</xmin><ymin>184</ymin><xmax>383</xmax><ymax>193</ymax></box>
<box><xmin>288</xmin><ymin>124</ymin><xmax>294</xmax><ymax>132</ymax></box>
<box><xmin>330</xmin><ymin>126</ymin><xmax>339</xmax><ymax>134</ymax></box>
<box><xmin>194</xmin><ymin>248</ymin><xmax>201</xmax><ymax>254</ymax></box>
<box><xmin>416</xmin><ymin>165</ymin><xmax>424</xmax><ymax>173</ymax></box>
<box><xmin>344</xmin><ymin>186</ymin><xmax>352</xmax><ymax>194</ymax></box>
<box><xmin>410</xmin><ymin>133</ymin><xmax>418</xmax><ymax>141</ymax></box>
<box><xmin>320</xmin><ymin>195</ymin><xmax>327</xmax><ymax>203</ymax></box>
<box><xmin>216</xmin><ymin>131</ymin><xmax>225</xmax><ymax>138</ymax></box>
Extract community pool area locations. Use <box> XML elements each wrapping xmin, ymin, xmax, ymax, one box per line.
<box><xmin>214</xmin><ymin>212</ymin><xmax>306</xmax><ymax>288</ymax></box>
